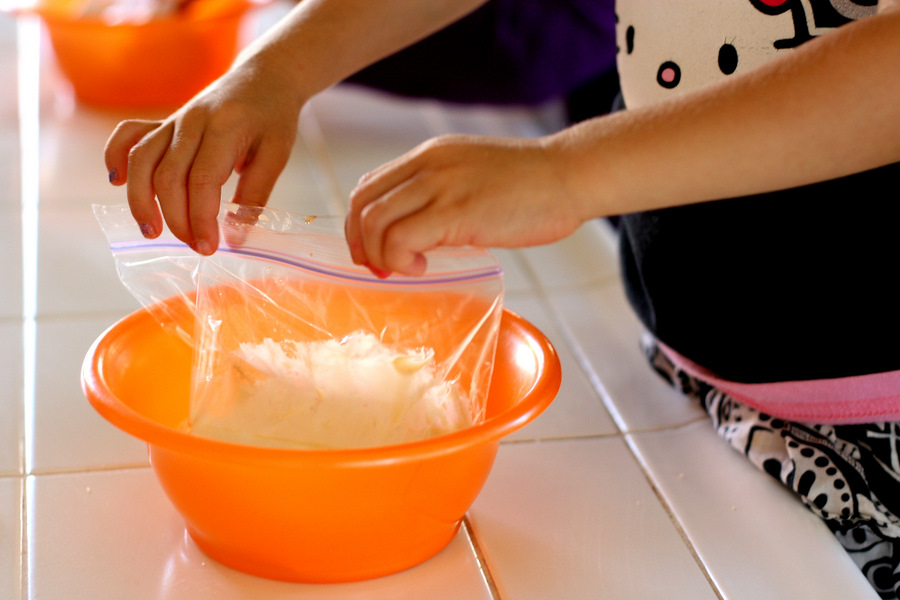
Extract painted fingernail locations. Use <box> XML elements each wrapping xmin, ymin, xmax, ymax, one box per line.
<box><xmin>364</xmin><ymin>262</ymin><xmax>392</xmax><ymax>279</ymax></box>
<box><xmin>138</xmin><ymin>222</ymin><xmax>155</xmax><ymax>238</ymax></box>
<box><xmin>108</xmin><ymin>169</ymin><xmax>118</xmax><ymax>183</ymax></box>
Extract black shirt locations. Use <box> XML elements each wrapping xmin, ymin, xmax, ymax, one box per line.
<box><xmin>619</xmin><ymin>162</ymin><xmax>900</xmax><ymax>383</ymax></box>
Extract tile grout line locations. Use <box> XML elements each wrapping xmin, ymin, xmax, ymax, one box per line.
<box><xmin>498</xmin><ymin>413</ymin><xmax>715</xmax><ymax>445</ymax></box>
<box><xmin>506</xmin><ymin>247</ymin><xmax>629</xmax><ymax>435</ymax></box>
<box><xmin>17</xmin><ymin>475</ymin><xmax>25</xmax><ymax>600</ymax></box>
<box><xmin>25</xmin><ymin>463</ymin><xmax>151</xmax><ymax>478</ymax></box>
<box><xmin>530</xmin><ymin>279</ymin><xmax>677</xmax><ymax>436</ymax></box>
<box><xmin>416</xmin><ymin>98</ymin><xmax>528</xmax><ymax>600</ymax></box>
<box><xmin>622</xmin><ymin>432</ymin><xmax>726</xmax><ymax>600</ymax></box>
<box><xmin>25</xmin><ymin>309</ymin><xmax>139</xmax><ymax>325</ymax></box>
<box><xmin>501</xmin><ymin>432</ymin><xmax>622</xmax><ymax>445</ymax></box>
<box><xmin>461</xmin><ymin>516</ymin><xmax>504</xmax><ymax>600</ymax></box>
<box><xmin>509</xmin><ymin>235</ymin><xmax>727</xmax><ymax>597</ymax></box>
<box><xmin>531</xmin><ymin>252</ymin><xmax>726</xmax><ymax>596</ymax></box>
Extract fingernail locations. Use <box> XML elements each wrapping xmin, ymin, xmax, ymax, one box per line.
<box><xmin>364</xmin><ymin>262</ymin><xmax>392</xmax><ymax>279</ymax></box>
<box><xmin>138</xmin><ymin>222</ymin><xmax>155</xmax><ymax>238</ymax></box>
<box><xmin>108</xmin><ymin>169</ymin><xmax>118</xmax><ymax>183</ymax></box>
<box><xmin>194</xmin><ymin>240</ymin><xmax>213</xmax><ymax>255</ymax></box>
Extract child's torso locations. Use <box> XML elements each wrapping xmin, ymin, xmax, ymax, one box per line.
<box><xmin>615</xmin><ymin>0</ymin><xmax>900</xmax><ymax>394</ymax></box>
<box><xmin>616</xmin><ymin>0</ymin><xmax>877</xmax><ymax>109</ymax></box>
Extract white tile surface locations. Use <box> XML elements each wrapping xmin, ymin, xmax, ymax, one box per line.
<box><xmin>547</xmin><ymin>282</ymin><xmax>709</xmax><ymax>432</ymax></box>
<box><xmin>36</xmin><ymin>208</ymin><xmax>141</xmax><ymax>318</ymax></box>
<box><xmin>307</xmin><ymin>87</ymin><xmax>435</xmax><ymax>199</ymax></box>
<box><xmin>0</xmin><ymin>18</ymin><xmax>18</xmax><ymax>130</ymax></box>
<box><xmin>0</xmin><ymin>129</ymin><xmax>19</xmax><ymax>210</ymax></box>
<box><xmin>518</xmin><ymin>218</ymin><xmax>620</xmax><ymax>291</ymax></box>
<box><xmin>265</xmin><ymin>110</ymin><xmax>347</xmax><ymax>216</ymax></box>
<box><xmin>35</xmin><ymin>109</ymin><xmax>128</xmax><ymax>210</ymax></box>
<box><xmin>0</xmin><ymin>208</ymin><xmax>22</xmax><ymax>318</ymax></box>
<box><xmin>490</xmin><ymin>248</ymin><xmax>534</xmax><ymax>296</ymax></box>
<box><xmin>418</xmin><ymin>100</ymin><xmax>567</xmax><ymax>139</ymax></box>
<box><xmin>628</xmin><ymin>421</ymin><xmax>879</xmax><ymax>600</ymax></box>
<box><xmin>29</xmin><ymin>316</ymin><xmax>148</xmax><ymax>474</ymax></box>
<box><xmin>501</xmin><ymin>294</ymin><xmax>618</xmax><ymax>440</ymax></box>
<box><xmin>27</xmin><ymin>468</ymin><xmax>495</xmax><ymax>600</ymax></box>
<box><xmin>306</xmin><ymin>84</ymin><xmax>566</xmax><ymax>203</ymax></box>
<box><xmin>0</xmin><ymin>477</ymin><xmax>22</xmax><ymax>600</ymax></box>
<box><xmin>0</xmin><ymin>322</ymin><xmax>23</xmax><ymax>476</ymax></box>
<box><xmin>469</xmin><ymin>437</ymin><xmax>718</xmax><ymax>600</ymax></box>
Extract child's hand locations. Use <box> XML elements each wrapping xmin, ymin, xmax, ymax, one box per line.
<box><xmin>345</xmin><ymin>134</ymin><xmax>585</xmax><ymax>277</ymax></box>
<box><xmin>104</xmin><ymin>55</ymin><xmax>303</xmax><ymax>254</ymax></box>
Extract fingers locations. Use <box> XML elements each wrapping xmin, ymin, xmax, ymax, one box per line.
<box><xmin>104</xmin><ymin>119</ymin><xmax>160</xmax><ymax>185</ymax></box>
<box><xmin>231</xmin><ymin>135</ymin><xmax>293</xmax><ymax>211</ymax></box>
<box><xmin>176</xmin><ymin>121</ymin><xmax>246</xmax><ymax>254</ymax></box>
<box><xmin>218</xmin><ymin>140</ymin><xmax>292</xmax><ymax>250</ymax></box>
<box><xmin>345</xmin><ymin>135</ymin><xmax>576</xmax><ymax>278</ymax></box>
<box><xmin>124</xmin><ymin>121</ymin><xmax>174</xmax><ymax>241</ymax></box>
<box><xmin>104</xmin><ymin>111</ymin><xmax>287</xmax><ymax>254</ymax></box>
<box><xmin>349</xmin><ymin>162</ymin><xmax>473</xmax><ymax>278</ymax></box>
<box><xmin>105</xmin><ymin>120</ymin><xmax>166</xmax><ymax>238</ymax></box>
<box><xmin>347</xmin><ymin>170</ymin><xmax>418</xmax><ymax>275</ymax></box>
<box><xmin>346</xmin><ymin>138</ymin><xmax>455</xmax><ymax>272</ymax></box>
<box><xmin>355</xmin><ymin>176</ymin><xmax>438</xmax><ymax>276</ymax></box>
<box><xmin>104</xmin><ymin>114</ymin><xmax>232</xmax><ymax>252</ymax></box>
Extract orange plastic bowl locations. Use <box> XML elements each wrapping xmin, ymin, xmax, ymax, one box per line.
<box><xmin>33</xmin><ymin>0</ymin><xmax>261</xmax><ymax>108</ymax></box>
<box><xmin>81</xmin><ymin>300</ymin><xmax>561</xmax><ymax>582</ymax></box>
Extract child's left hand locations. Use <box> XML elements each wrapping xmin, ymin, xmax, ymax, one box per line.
<box><xmin>345</xmin><ymin>134</ymin><xmax>585</xmax><ymax>277</ymax></box>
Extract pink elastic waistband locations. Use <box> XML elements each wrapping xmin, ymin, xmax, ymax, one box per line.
<box><xmin>658</xmin><ymin>342</ymin><xmax>900</xmax><ymax>424</ymax></box>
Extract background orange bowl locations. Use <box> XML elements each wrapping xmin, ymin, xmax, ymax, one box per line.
<box><xmin>34</xmin><ymin>0</ymin><xmax>261</xmax><ymax>108</ymax></box>
<box><xmin>81</xmin><ymin>300</ymin><xmax>561</xmax><ymax>582</ymax></box>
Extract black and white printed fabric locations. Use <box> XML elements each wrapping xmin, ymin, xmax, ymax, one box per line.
<box><xmin>643</xmin><ymin>335</ymin><xmax>900</xmax><ymax>599</ymax></box>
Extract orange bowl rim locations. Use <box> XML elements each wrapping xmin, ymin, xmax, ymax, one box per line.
<box><xmin>81</xmin><ymin>306</ymin><xmax>561</xmax><ymax>468</ymax></box>
<box><xmin>14</xmin><ymin>0</ymin><xmax>269</xmax><ymax>23</ymax></box>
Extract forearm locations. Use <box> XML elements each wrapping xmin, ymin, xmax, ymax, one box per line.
<box><xmin>237</xmin><ymin>0</ymin><xmax>489</xmax><ymax>103</ymax></box>
<box><xmin>551</xmin><ymin>4</ymin><xmax>900</xmax><ymax>220</ymax></box>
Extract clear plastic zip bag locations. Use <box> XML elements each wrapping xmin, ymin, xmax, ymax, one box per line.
<box><xmin>94</xmin><ymin>203</ymin><xmax>504</xmax><ymax>449</ymax></box>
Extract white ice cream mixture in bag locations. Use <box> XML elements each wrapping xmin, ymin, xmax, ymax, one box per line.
<box><xmin>189</xmin><ymin>331</ymin><xmax>475</xmax><ymax>449</ymax></box>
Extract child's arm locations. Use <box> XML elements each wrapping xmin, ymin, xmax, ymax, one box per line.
<box><xmin>104</xmin><ymin>0</ymin><xmax>488</xmax><ymax>254</ymax></box>
<box><xmin>346</xmin><ymin>1</ymin><xmax>900</xmax><ymax>276</ymax></box>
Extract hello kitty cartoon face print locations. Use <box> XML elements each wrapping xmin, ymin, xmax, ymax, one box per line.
<box><xmin>616</xmin><ymin>0</ymin><xmax>877</xmax><ymax>110</ymax></box>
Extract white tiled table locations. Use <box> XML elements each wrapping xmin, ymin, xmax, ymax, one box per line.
<box><xmin>0</xmin><ymin>7</ymin><xmax>879</xmax><ymax>599</ymax></box>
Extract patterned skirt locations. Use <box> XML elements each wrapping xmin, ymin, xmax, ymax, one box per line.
<box><xmin>642</xmin><ymin>335</ymin><xmax>900</xmax><ymax>599</ymax></box>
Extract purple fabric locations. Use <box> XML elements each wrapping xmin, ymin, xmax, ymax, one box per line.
<box><xmin>344</xmin><ymin>0</ymin><xmax>617</xmax><ymax>106</ymax></box>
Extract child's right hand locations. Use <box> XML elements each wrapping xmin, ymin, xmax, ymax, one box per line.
<box><xmin>345</xmin><ymin>134</ymin><xmax>587</xmax><ymax>277</ymax></box>
<box><xmin>103</xmin><ymin>52</ymin><xmax>304</xmax><ymax>254</ymax></box>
